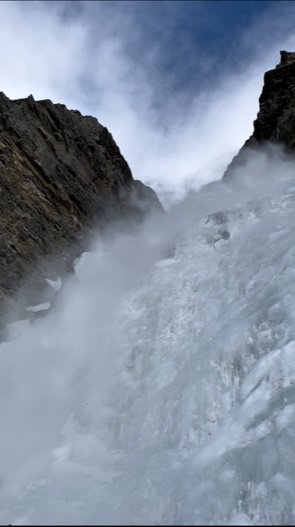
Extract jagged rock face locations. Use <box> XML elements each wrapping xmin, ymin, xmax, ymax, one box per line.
<box><xmin>0</xmin><ymin>93</ymin><xmax>162</xmax><ymax>326</ymax></box>
<box><xmin>253</xmin><ymin>50</ymin><xmax>295</xmax><ymax>146</ymax></box>
<box><xmin>223</xmin><ymin>50</ymin><xmax>295</xmax><ymax>180</ymax></box>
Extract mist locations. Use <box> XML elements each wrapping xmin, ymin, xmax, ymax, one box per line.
<box><xmin>2</xmin><ymin>140</ymin><xmax>295</xmax><ymax>501</ymax></box>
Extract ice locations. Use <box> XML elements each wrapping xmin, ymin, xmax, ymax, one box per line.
<box><xmin>25</xmin><ymin>302</ymin><xmax>51</xmax><ymax>313</ymax></box>
<box><xmin>228</xmin><ymin>512</ymin><xmax>253</xmax><ymax>525</ymax></box>
<box><xmin>1</xmin><ymin>169</ymin><xmax>295</xmax><ymax>523</ymax></box>
<box><xmin>45</xmin><ymin>277</ymin><xmax>62</xmax><ymax>292</ymax></box>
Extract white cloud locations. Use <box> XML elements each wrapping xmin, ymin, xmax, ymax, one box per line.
<box><xmin>0</xmin><ymin>1</ymin><xmax>295</xmax><ymax>207</ymax></box>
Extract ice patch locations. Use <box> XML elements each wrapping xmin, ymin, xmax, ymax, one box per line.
<box><xmin>45</xmin><ymin>277</ymin><xmax>62</xmax><ymax>292</ymax></box>
<box><xmin>25</xmin><ymin>302</ymin><xmax>51</xmax><ymax>313</ymax></box>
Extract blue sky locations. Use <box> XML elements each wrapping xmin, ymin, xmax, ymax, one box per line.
<box><xmin>112</xmin><ymin>1</ymin><xmax>272</xmax><ymax>90</ymax></box>
<box><xmin>1</xmin><ymin>1</ymin><xmax>295</xmax><ymax>205</ymax></box>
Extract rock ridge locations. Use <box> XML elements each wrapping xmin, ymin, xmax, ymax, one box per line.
<box><xmin>223</xmin><ymin>50</ymin><xmax>295</xmax><ymax>180</ymax></box>
<box><xmin>0</xmin><ymin>92</ymin><xmax>162</xmax><ymax>330</ymax></box>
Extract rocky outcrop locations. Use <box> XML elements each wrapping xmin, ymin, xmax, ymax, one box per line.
<box><xmin>223</xmin><ymin>50</ymin><xmax>295</xmax><ymax>180</ymax></box>
<box><xmin>0</xmin><ymin>93</ymin><xmax>162</xmax><ymax>329</ymax></box>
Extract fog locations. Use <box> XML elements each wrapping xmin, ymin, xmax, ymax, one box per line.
<box><xmin>1</xmin><ymin>140</ymin><xmax>295</xmax><ymax>523</ymax></box>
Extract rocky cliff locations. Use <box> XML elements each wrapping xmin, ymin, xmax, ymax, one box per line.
<box><xmin>0</xmin><ymin>93</ymin><xmax>162</xmax><ymax>331</ymax></box>
<box><xmin>223</xmin><ymin>50</ymin><xmax>295</xmax><ymax>180</ymax></box>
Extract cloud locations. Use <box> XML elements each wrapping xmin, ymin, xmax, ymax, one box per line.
<box><xmin>0</xmin><ymin>1</ymin><xmax>295</xmax><ymax>207</ymax></box>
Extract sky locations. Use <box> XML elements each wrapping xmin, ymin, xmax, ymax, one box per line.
<box><xmin>1</xmin><ymin>0</ymin><xmax>295</xmax><ymax>207</ymax></box>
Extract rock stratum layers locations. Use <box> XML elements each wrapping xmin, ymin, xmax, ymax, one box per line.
<box><xmin>223</xmin><ymin>50</ymin><xmax>295</xmax><ymax>180</ymax></box>
<box><xmin>0</xmin><ymin>93</ymin><xmax>162</xmax><ymax>329</ymax></box>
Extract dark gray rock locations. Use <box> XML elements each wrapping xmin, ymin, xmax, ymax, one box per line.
<box><xmin>0</xmin><ymin>93</ymin><xmax>163</xmax><ymax>327</ymax></box>
<box><xmin>223</xmin><ymin>50</ymin><xmax>295</xmax><ymax>181</ymax></box>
